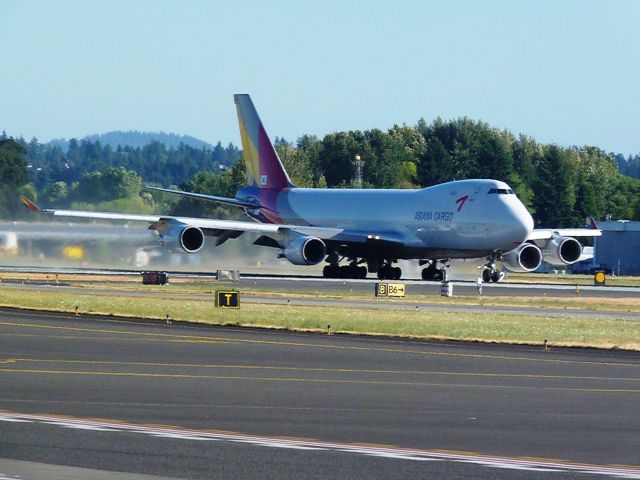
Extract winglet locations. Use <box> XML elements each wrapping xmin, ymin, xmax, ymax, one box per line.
<box><xmin>20</xmin><ymin>196</ymin><xmax>41</xmax><ymax>213</ymax></box>
<box><xmin>586</xmin><ymin>216</ymin><xmax>599</xmax><ymax>230</ymax></box>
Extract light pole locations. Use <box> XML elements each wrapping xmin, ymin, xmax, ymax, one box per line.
<box><xmin>354</xmin><ymin>154</ymin><xmax>364</xmax><ymax>189</ymax></box>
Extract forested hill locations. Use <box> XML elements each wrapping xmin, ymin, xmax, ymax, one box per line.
<box><xmin>18</xmin><ymin>135</ymin><xmax>241</xmax><ymax>191</ymax></box>
<box><xmin>49</xmin><ymin>131</ymin><xmax>212</xmax><ymax>151</ymax></box>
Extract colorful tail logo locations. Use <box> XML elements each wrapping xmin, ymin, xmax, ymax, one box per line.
<box><xmin>234</xmin><ymin>94</ymin><xmax>293</xmax><ymax>190</ymax></box>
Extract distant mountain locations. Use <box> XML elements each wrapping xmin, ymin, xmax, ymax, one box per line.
<box><xmin>48</xmin><ymin>131</ymin><xmax>212</xmax><ymax>150</ymax></box>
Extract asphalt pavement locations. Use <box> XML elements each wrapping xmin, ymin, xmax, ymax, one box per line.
<box><xmin>1</xmin><ymin>308</ymin><xmax>639</xmax><ymax>479</ymax></box>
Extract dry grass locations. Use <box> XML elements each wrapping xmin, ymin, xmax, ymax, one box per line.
<box><xmin>1</xmin><ymin>272</ymin><xmax>638</xmax><ymax>313</ymax></box>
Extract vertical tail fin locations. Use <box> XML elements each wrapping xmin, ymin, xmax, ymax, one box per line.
<box><xmin>586</xmin><ymin>216</ymin><xmax>599</xmax><ymax>229</ymax></box>
<box><xmin>234</xmin><ymin>94</ymin><xmax>294</xmax><ymax>189</ymax></box>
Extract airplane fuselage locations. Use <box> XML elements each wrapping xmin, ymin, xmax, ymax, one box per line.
<box><xmin>238</xmin><ymin>178</ymin><xmax>533</xmax><ymax>260</ymax></box>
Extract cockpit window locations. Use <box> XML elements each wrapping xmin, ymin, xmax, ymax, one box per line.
<box><xmin>488</xmin><ymin>188</ymin><xmax>514</xmax><ymax>195</ymax></box>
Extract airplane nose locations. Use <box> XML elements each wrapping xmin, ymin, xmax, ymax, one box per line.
<box><xmin>510</xmin><ymin>200</ymin><xmax>534</xmax><ymax>242</ymax></box>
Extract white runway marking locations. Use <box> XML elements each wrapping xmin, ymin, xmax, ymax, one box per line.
<box><xmin>2</xmin><ymin>409</ymin><xmax>639</xmax><ymax>478</ymax></box>
<box><xmin>0</xmin><ymin>415</ymin><xmax>32</xmax><ymax>423</ymax></box>
<box><xmin>43</xmin><ymin>421</ymin><xmax>118</xmax><ymax>431</ymax></box>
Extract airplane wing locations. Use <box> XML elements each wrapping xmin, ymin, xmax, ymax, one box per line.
<box><xmin>26</xmin><ymin>199</ymin><xmax>406</xmax><ymax>249</ymax></box>
<box><xmin>39</xmin><ymin>207</ymin><xmax>280</xmax><ymax>234</ymax></box>
<box><xmin>527</xmin><ymin>228</ymin><xmax>602</xmax><ymax>241</ymax></box>
<box><xmin>145</xmin><ymin>186</ymin><xmax>258</xmax><ymax>209</ymax></box>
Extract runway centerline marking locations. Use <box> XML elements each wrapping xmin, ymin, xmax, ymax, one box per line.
<box><xmin>4</xmin><ymin>358</ymin><xmax>640</xmax><ymax>383</ymax></box>
<box><xmin>1</xmin><ymin>367</ymin><xmax>640</xmax><ymax>393</ymax></box>
<box><xmin>1</xmin><ymin>409</ymin><xmax>638</xmax><ymax>478</ymax></box>
<box><xmin>2</xmin><ymin>320</ymin><xmax>640</xmax><ymax>370</ymax></box>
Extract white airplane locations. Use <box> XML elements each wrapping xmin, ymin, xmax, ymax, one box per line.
<box><xmin>23</xmin><ymin>94</ymin><xmax>601</xmax><ymax>281</ymax></box>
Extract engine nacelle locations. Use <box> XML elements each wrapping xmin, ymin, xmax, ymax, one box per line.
<box><xmin>502</xmin><ymin>243</ymin><xmax>543</xmax><ymax>272</ymax></box>
<box><xmin>542</xmin><ymin>236</ymin><xmax>582</xmax><ymax>266</ymax></box>
<box><xmin>282</xmin><ymin>236</ymin><xmax>326</xmax><ymax>265</ymax></box>
<box><xmin>161</xmin><ymin>225</ymin><xmax>205</xmax><ymax>253</ymax></box>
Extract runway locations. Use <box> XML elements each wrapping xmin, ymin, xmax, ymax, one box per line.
<box><xmin>1</xmin><ymin>308</ymin><xmax>639</xmax><ymax>479</ymax></box>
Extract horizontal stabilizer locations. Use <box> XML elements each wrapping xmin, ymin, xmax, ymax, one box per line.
<box><xmin>146</xmin><ymin>186</ymin><xmax>258</xmax><ymax>209</ymax></box>
<box><xmin>20</xmin><ymin>196</ymin><xmax>41</xmax><ymax>213</ymax></box>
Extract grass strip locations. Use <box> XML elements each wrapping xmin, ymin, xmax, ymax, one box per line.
<box><xmin>2</xmin><ymin>273</ymin><xmax>639</xmax><ymax>313</ymax></box>
<box><xmin>1</xmin><ymin>288</ymin><xmax>639</xmax><ymax>351</ymax></box>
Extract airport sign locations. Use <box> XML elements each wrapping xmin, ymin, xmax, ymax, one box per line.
<box><xmin>375</xmin><ymin>282</ymin><xmax>406</xmax><ymax>297</ymax></box>
<box><xmin>216</xmin><ymin>290</ymin><xmax>240</xmax><ymax>308</ymax></box>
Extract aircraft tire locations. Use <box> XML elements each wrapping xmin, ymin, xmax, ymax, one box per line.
<box><xmin>482</xmin><ymin>269</ymin><xmax>492</xmax><ymax>283</ymax></box>
<box><xmin>422</xmin><ymin>265</ymin><xmax>439</xmax><ymax>281</ymax></box>
<box><xmin>340</xmin><ymin>265</ymin><xmax>353</xmax><ymax>278</ymax></box>
<box><xmin>323</xmin><ymin>265</ymin><xmax>340</xmax><ymax>278</ymax></box>
<box><xmin>358</xmin><ymin>266</ymin><xmax>367</xmax><ymax>279</ymax></box>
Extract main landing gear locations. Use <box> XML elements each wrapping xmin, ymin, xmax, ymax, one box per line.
<box><xmin>321</xmin><ymin>257</ymin><xmax>402</xmax><ymax>280</ymax></box>
<box><xmin>322</xmin><ymin>253</ymin><xmax>368</xmax><ymax>279</ymax></box>
<box><xmin>322</xmin><ymin>263</ymin><xmax>367</xmax><ymax>279</ymax></box>
<box><xmin>377</xmin><ymin>262</ymin><xmax>401</xmax><ymax>280</ymax></box>
<box><xmin>421</xmin><ymin>261</ymin><xmax>445</xmax><ymax>281</ymax></box>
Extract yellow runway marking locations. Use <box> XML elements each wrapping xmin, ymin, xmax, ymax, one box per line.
<box><xmin>1</xmin><ymin>367</ymin><xmax>640</xmax><ymax>393</ymax></box>
<box><xmin>0</xmin><ymin>332</ymin><xmax>239</xmax><ymax>345</ymax></box>
<box><xmin>3</xmin><ymin>358</ymin><xmax>640</xmax><ymax>383</ymax></box>
<box><xmin>2</xmin><ymin>319</ymin><xmax>640</xmax><ymax>369</ymax></box>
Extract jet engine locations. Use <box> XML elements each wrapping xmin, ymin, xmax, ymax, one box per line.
<box><xmin>282</xmin><ymin>236</ymin><xmax>326</xmax><ymax>265</ymax></box>
<box><xmin>161</xmin><ymin>225</ymin><xmax>205</xmax><ymax>253</ymax></box>
<box><xmin>502</xmin><ymin>243</ymin><xmax>543</xmax><ymax>272</ymax></box>
<box><xmin>541</xmin><ymin>236</ymin><xmax>582</xmax><ymax>266</ymax></box>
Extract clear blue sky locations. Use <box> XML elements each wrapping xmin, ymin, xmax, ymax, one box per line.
<box><xmin>2</xmin><ymin>0</ymin><xmax>639</xmax><ymax>154</ymax></box>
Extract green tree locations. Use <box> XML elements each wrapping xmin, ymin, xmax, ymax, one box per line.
<box><xmin>533</xmin><ymin>146</ymin><xmax>576</xmax><ymax>227</ymax></box>
<box><xmin>0</xmin><ymin>138</ymin><xmax>28</xmax><ymax>218</ymax></box>
<box><xmin>74</xmin><ymin>167</ymin><xmax>142</xmax><ymax>203</ymax></box>
<box><xmin>43</xmin><ymin>181</ymin><xmax>69</xmax><ymax>207</ymax></box>
<box><xmin>297</xmin><ymin>134</ymin><xmax>322</xmax><ymax>187</ymax></box>
<box><xmin>275</xmin><ymin>137</ymin><xmax>312</xmax><ymax>186</ymax></box>
<box><xmin>170</xmin><ymin>164</ymin><xmax>245</xmax><ymax>219</ymax></box>
<box><xmin>319</xmin><ymin>132</ymin><xmax>361</xmax><ymax>187</ymax></box>
<box><xmin>416</xmin><ymin>117</ymin><xmax>459</xmax><ymax>186</ymax></box>
<box><xmin>573</xmin><ymin>174</ymin><xmax>598</xmax><ymax>224</ymax></box>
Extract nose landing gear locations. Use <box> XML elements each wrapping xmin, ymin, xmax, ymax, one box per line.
<box><xmin>482</xmin><ymin>266</ymin><xmax>504</xmax><ymax>283</ymax></box>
